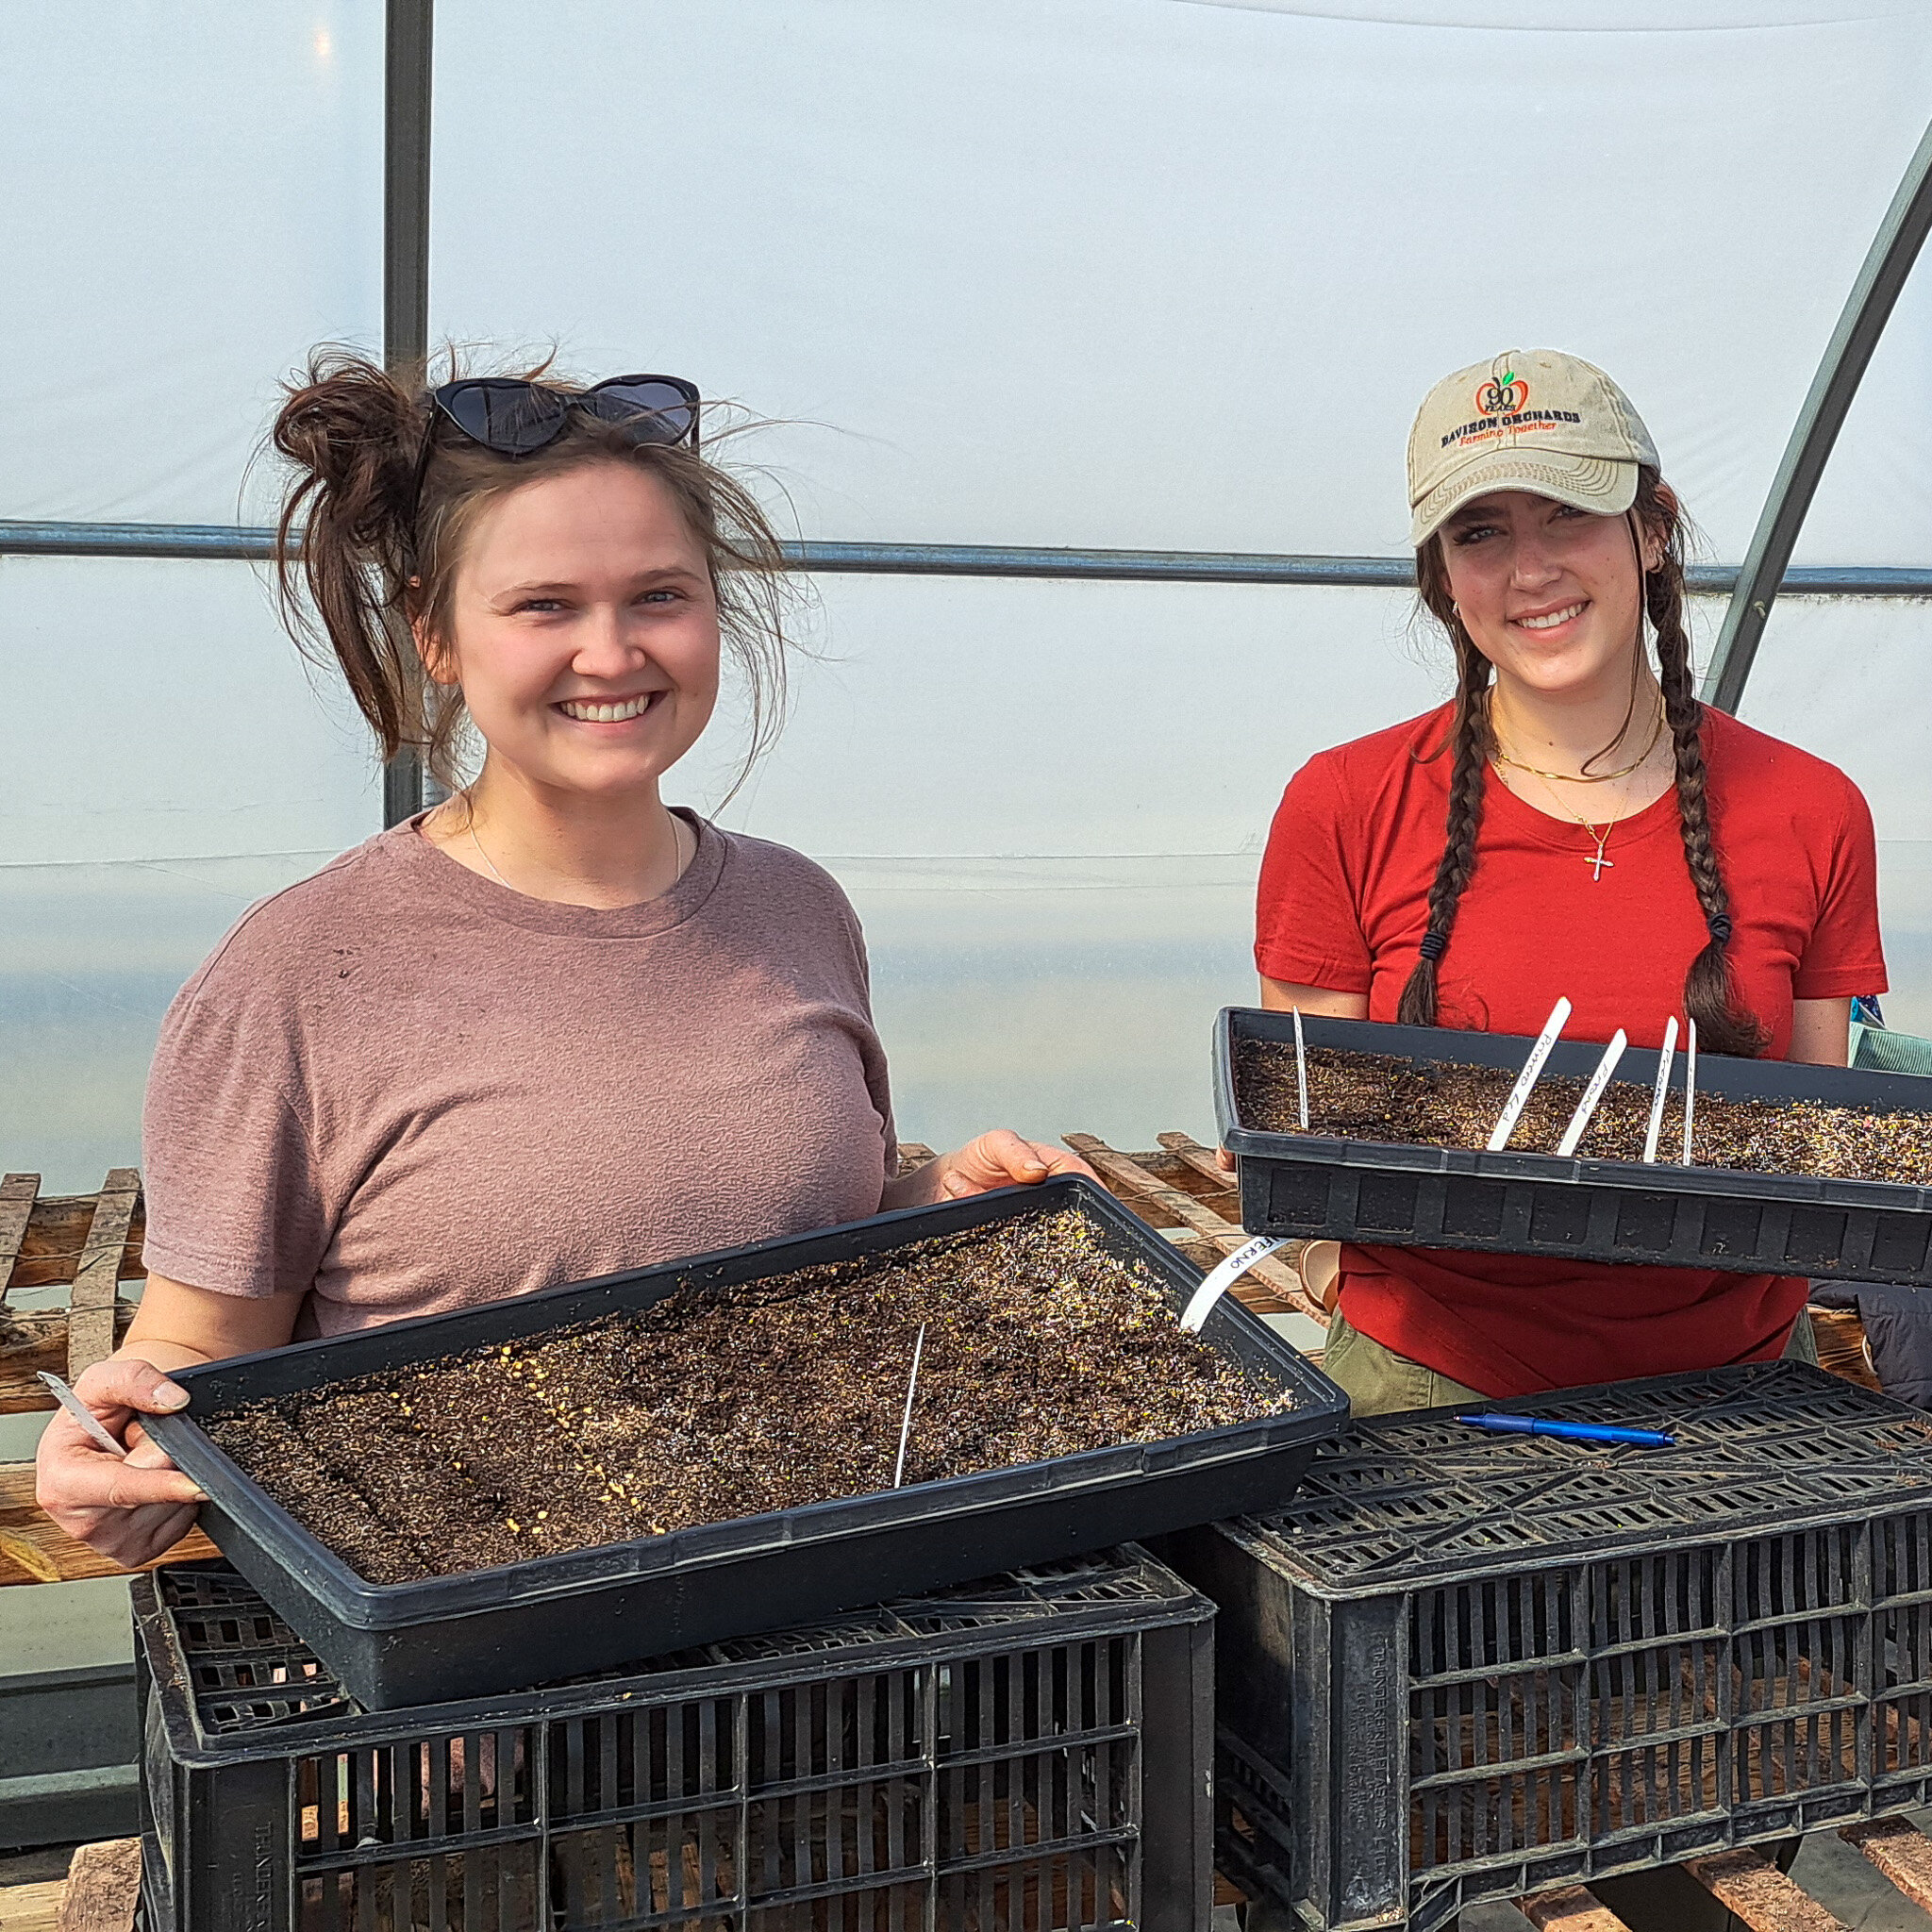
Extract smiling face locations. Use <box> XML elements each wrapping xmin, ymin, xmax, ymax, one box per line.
<box><xmin>424</xmin><ymin>460</ymin><xmax>721</xmax><ymax>803</ymax></box>
<box><xmin>1437</xmin><ymin>490</ymin><xmax>1659</xmax><ymax>704</ymax></box>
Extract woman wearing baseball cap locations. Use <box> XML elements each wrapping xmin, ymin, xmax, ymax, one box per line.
<box><xmin>1256</xmin><ymin>348</ymin><xmax>1887</xmax><ymax>1415</ymax></box>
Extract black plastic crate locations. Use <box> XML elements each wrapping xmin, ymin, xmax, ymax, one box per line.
<box><xmin>1216</xmin><ymin>1008</ymin><xmax>1932</xmax><ymax>1284</ymax></box>
<box><xmin>1159</xmin><ymin>1361</ymin><xmax>1932</xmax><ymax>1932</ymax></box>
<box><xmin>134</xmin><ymin>1548</ymin><xmax>1213</xmax><ymax>1932</ymax></box>
<box><xmin>144</xmin><ymin>1176</ymin><xmax>1346</xmax><ymax>1710</ymax></box>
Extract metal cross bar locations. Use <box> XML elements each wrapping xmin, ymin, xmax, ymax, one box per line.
<box><xmin>380</xmin><ymin>0</ymin><xmax>435</xmax><ymax>827</ymax></box>
<box><xmin>5</xmin><ymin>522</ymin><xmax>1931</xmax><ymax>596</ymax></box>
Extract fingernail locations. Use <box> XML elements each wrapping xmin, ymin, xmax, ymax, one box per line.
<box><xmin>156</xmin><ymin>1384</ymin><xmax>190</xmax><ymax>1408</ymax></box>
<box><xmin>189</xmin><ymin>1489</ymin><xmax>209</xmax><ymax>1504</ymax></box>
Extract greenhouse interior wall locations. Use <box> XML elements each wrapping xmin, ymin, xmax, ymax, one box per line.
<box><xmin>8</xmin><ymin>1</ymin><xmax>1932</xmax><ymax>1203</ymax></box>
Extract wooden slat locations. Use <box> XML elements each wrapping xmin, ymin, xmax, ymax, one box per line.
<box><xmin>0</xmin><ymin>1305</ymin><xmax>140</xmax><ymax>1415</ymax></box>
<box><xmin>0</xmin><ymin>1879</ymin><xmax>63</xmax><ymax>1932</ymax></box>
<box><xmin>0</xmin><ymin>1174</ymin><xmax>40</xmax><ymax>1308</ymax></box>
<box><xmin>1842</xmin><ymin>1816</ymin><xmax>1932</xmax><ymax>1911</ymax></box>
<box><xmin>1063</xmin><ymin>1133</ymin><xmax>1322</xmax><ymax>1320</ymax></box>
<box><xmin>0</xmin><ymin>1461</ymin><xmax>217</xmax><ymax>1586</ymax></box>
<box><xmin>4</xmin><ymin>1193</ymin><xmax>146</xmax><ymax>1294</ymax></box>
<box><xmin>1156</xmin><ymin>1131</ymin><xmax>1238</xmax><ymax>1192</ymax></box>
<box><xmin>65</xmin><ymin>1172</ymin><xmax>139</xmax><ymax>1380</ymax></box>
<box><xmin>1520</xmin><ymin>1885</ymin><xmax>1635</xmax><ymax>1931</ymax></box>
<box><xmin>53</xmin><ymin>1840</ymin><xmax>140</xmax><ymax>1932</ymax></box>
<box><xmin>1687</xmin><ymin>1849</ymin><xmax>1850</xmax><ymax>1931</ymax></box>
<box><xmin>1808</xmin><ymin>1305</ymin><xmax>1882</xmax><ymax>1392</ymax></box>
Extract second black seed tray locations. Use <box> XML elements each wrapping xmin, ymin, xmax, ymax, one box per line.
<box><xmin>1217</xmin><ymin>1008</ymin><xmax>1932</xmax><ymax>1284</ymax></box>
<box><xmin>145</xmin><ymin>1176</ymin><xmax>1346</xmax><ymax>1710</ymax></box>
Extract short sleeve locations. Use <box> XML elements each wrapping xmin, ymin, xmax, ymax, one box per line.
<box><xmin>841</xmin><ymin>898</ymin><xmax>899</xmax><ymax>1180</ymax></box>
<box><xmin>140</xmin><ymin>953</ymin><xmax>331</xmax><ymax>1297</ymax></box>
<box><xmin>1256</xmin><ymin>754</ymin><xmax>1374</xmax><ymax>991</ymax></box>
<box><xmin>1792</xmin><ymin>776</ymin><xmax>1888</xmax><ymax>1000</ymax></box>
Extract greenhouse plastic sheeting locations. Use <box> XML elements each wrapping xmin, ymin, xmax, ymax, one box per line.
<box><xmin>5</xmin><ymin>0</ymin><xmax>1932</xmax><ymax>1184</ymax></box>
<box><xmin>432</xmin><ymin>0</ymin><xmax>1932</xmax><ymax>563</ymax></box>
<box><xmin>6</xmin><ymin>4</ymin><xmax>381</xmax><ymax>525</ymax></box>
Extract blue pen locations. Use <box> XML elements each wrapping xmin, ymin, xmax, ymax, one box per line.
<box><xmin>1456</xmin><ymin>1413</ymin><xmax>1676</xmax><ymax>1449</ymax></box>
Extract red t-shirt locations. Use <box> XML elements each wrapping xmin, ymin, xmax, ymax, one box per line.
<box><xmin>1255</xmin><ymin>703</ymin><xmax>1886</xmax><ymax>1398</ymax></box>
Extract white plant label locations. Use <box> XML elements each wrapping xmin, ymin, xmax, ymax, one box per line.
<box><xmin>1487</xmin><ymin>996</ymin><xmax>1574</xmax><ymax>1152</ymax></box>
<box><xmin>1180</xmin><ymin>1235</ymin><xmax>1290</xmax><ymax>1334</ymax></box>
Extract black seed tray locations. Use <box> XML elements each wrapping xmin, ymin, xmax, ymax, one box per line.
<box><xmin>144</xmin><ymin>1175</ymin><xmax>1346</xmax><ymax>1710</ymax></box>
<box><xmin>133</xmin><ymin>1547</ymin><xmax>1214</xmax><ymax>1932</ymax></box>
<box><xmin>1217</xmin><ymin>1008</ymin><xmax>1932</xmax><ymax>1283</ymax></box>
<box><xmin>1158</xmin><ymin>1361</ymin><xmax>1932</xmax><ymax>1932</ymax></box>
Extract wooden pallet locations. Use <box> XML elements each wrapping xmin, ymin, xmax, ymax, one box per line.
<box><xmin>1515</xmin><ymin>1818</ymin><xmax>1932</xmax><ymax>1931</ymax></box>
<box><xmin>0</xmin><ymin>1167</ymin><xmax>214</xmax><ymax>1585</ymax></box>
<box><xmin>0</xmin><ymin>1169</ymin><xmax>144</xmax><ymax>1413</ymax></box>
<box><xmin>6</xmin><ymin>1823</ymin><xmax>1929</xmax><ymax>1931</ymax></box>
<box><xmin>1060</xmin><ymin>1131</ymin><xmax>1323</xmax><ymax>1321</ymax></box>
<box><xmin>0</xmin><ymin>1840</ymin><xmax>140</xmax><ymax>1932</ymax></box>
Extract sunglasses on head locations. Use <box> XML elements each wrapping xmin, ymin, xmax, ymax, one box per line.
<box><xmin>408</xmin><ymin>374</ymin><xmax>701</xmax><ymax>538</ymax></box>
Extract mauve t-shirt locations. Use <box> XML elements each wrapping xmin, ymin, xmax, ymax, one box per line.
<box><xmin>141</xmin><ymin>811</ymin><xmax>897</xmax><ymax>1336</ymax></box>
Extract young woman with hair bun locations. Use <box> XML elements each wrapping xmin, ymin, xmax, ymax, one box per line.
<box><xmin>1256</xmin><ymin>348</ymin><xmax>1887</xmax><ymax>1418</ymax></box>
<box><xmin>39</xmin><ymin>350</ymin><xmax>1089</xmax><ymax>1565</ymax></box>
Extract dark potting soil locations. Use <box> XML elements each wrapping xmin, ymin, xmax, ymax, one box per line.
<box><xmin>1238</xmin><ymin>1040</ymin><xmax>1932</xmax><ymax>1186</ymax></box>
<box><xmin>202</xmin><ymin>1208</ymin><xmax>1291</xmax><ymax>1586</ymax></box>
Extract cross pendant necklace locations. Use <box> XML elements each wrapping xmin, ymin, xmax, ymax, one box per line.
<box><xmin>1502</xmin><ymin>758</ymin><xmax>1620</xmax><ymax>881</ymax></box>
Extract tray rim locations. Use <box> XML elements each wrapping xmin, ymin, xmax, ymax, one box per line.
<box><xmin>145</xmin><ymin>1174</ymin><xmax>1347</xmax><ymax>1635</ymax></box>
<box><xmin>1215</xmin><ymin>1008</ymin><xmax>1932</xmax><ymax>1214</ymax></box>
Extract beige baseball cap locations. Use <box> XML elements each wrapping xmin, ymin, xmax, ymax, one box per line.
<box><xmin>1407</xmin><ymin>348</ymin><xmax>1659</xmax><ymax>547</ymax></box>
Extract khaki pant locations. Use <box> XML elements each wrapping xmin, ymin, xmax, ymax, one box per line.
<box><xmin>1322</xmin><ymin>1303</ymin><xmax>1820</xmax><ymax>1418</ymax></box>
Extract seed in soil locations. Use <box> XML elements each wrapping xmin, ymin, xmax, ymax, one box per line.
<box><xmin>202</xmin><ymin>1208</ymin><xmax>1295</xmax><ymax>1586</ymax></box>
<box><xmin>1237</xmin><ymin>1040</ymin><xmax>1932</xmax><ymax>1184</ymax></box>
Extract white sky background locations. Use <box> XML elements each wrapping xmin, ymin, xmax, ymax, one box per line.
<box><xmin>3</xmin><ymin>0</ymin><xmax>1931</xmax><ymax>1183</ymax></box>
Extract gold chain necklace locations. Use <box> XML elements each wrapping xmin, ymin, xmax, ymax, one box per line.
<box><xmin>1491</xmin><ymin>699</ymin><xmax>1666</xmax><ymax>787</ymax></box>
<box><xmin>469</xmin><ymin>820</ymin><xmax>513</xmax><ymax>890</ymax></box>
<box><xmin>460</xmin><ymin>798</ymin><xmax>691</xmax><ymax>894</ymax></box>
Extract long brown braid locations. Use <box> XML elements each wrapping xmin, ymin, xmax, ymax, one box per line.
<box><xmin>1400</xmin><ymin>467</ymin><xmax>1767</xmax><ymax>1055</ymax></box>
<box><xmin>1394</xmin><ymin>636</ymin><xmax>1494</xmax><ymax>1027</ymax></box>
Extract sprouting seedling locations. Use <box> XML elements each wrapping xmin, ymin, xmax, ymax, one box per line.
<box><xmin>891</xmin><ymin>1324</ymin><xmax>926</xmax><ymax>1490</ymax></box>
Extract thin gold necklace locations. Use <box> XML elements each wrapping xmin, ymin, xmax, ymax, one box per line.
<box><xmin>1504</xmin><ymin>766</ymin><xmax>1623</xmax><ymax>881</ymax></box>
<box><xmin>468</xmin><ymin>819</ymin><xmax>512</xmax><ymax>890</ymax></box>
<box><xmin>1491</xmin><ymin>699</ymin><xmax>1666</xmax><ymax>786</ymax></box>
<box><xmin>462</xmin><ymin>802</ymin><xmax>691</xmax><ymax>893</ymax></box>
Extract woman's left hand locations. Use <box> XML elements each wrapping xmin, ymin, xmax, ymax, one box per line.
<box><xmin>885</xmin><ymin>1129</ymin><xmax>1094</xmax><ymax>1208</ymax></box>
